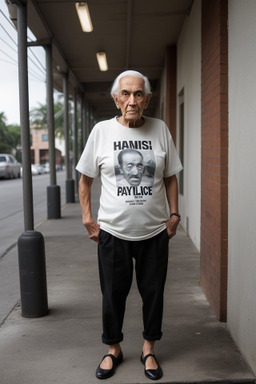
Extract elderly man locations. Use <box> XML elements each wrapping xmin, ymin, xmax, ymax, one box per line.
<box><xmin>117</xmin><ymin>149</ymin><xmax>145</xmax><ymax>186</ymax></box>
<box><xmin>76</xmin><ymin>70</ymin><xmax>182</xmax><ymax>380</ymax></box>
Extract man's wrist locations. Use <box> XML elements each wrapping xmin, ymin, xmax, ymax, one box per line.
<box><xmin>170</xmin><ymin>213</ymin><xmax>181</xmax><ymax>220</ymax></box>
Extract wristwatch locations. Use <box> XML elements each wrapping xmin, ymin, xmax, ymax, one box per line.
<box><xmin>170</xmin><ymin>213</ymin><xmax>181</xmax><ymax>220</ymax></box>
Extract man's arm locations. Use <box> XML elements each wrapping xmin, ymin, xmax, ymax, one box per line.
<box><xmin>164</xmin><ymin>175</ymin><xmax>180</xmax><ymax>239</ymax></box>
<box><xmin>78</xmin><ymin>174</ymin><xmax>100</xmax><ymax>242</ymax></box>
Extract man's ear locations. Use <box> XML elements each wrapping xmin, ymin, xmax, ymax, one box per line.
<box><xmin>144</xmin><ymin>93</ymin><xmax>152</xmax><ymax>110</ymax></box>
<box><xmin>118</xmin><ymin>166</ymin><xmax>123</xmax><ymax>175</ymax></box>
<box><xmin>113</xmin><ymin>94</ymin><xmax>120</xmax><ymax>109</ymax></box>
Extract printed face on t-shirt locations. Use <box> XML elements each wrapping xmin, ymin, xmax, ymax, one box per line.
<box><xmin>118</xmin><ymin>151</ymin><xmax>145</xmax><ymax>186</ymax></box>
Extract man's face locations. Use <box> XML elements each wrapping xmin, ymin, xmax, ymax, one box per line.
<box><xmin>119</xmin><ymin>152</ymin><xmax>144</xmax><ymax>186</ymax></box>
<box><xmin>113</xmin><ymin>76</ymin><xmax>151</xmax><ymax>127</ymax></box>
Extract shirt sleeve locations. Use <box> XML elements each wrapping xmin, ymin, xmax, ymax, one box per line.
<box><xmin>164</xmin><ymin>128</ymin><xmax>183</xmax><ymax>177</ymax></box>
<box><xmin>76</xmin><ymin>126</ymin><xmax>100</xmax><ymax>178</ymax></box>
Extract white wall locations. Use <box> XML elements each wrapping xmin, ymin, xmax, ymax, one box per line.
<box><xmin>228</xmin><ymin>0</ymin><xmax>256</xmax><ymax>375</ymax></box>
<box><xmin>176</xmin><ymin>0</ymin><xmax>201</xmax><ymax>250</ymax></box>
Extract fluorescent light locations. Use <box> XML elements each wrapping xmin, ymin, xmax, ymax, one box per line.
<box><xmin>96</xmin><ymin>52</ymin><xmax>108</xmax><ymax>71</ymax></box>
<box><xmin>75</xmin><ymin>2</ymin><xmax>93</xmax><ymax>32</ymax></box>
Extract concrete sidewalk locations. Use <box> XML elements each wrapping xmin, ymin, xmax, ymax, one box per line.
<box><xmin>0</xmin><ymin>179</ymin><xmax>255</xmax><ymax>384</ymax></box>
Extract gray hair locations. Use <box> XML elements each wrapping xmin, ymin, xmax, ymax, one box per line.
<box><xmin>110</xmin><ymin>70</ymin><xmax>152</xmax><ymax>98</ymax></box>
<box><xmin>118</xmin><ymin>149</ymin><xmax>144</xmax><ymax>166</ymax></box>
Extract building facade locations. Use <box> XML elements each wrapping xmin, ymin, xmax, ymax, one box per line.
<box><xmin>30</xmin><ymin>127</ymin><xmax>63</xmax><ymax>167</ymax></box>
<box><xmin>158</xmin><ymin>0</ymin><xmax>256</xmax><ymax>374</ymax></box>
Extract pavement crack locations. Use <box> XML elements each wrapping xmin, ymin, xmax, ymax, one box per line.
<box><xmin>0</xmin><ymin>301</ymin><xmax>20</xmax><ymax>327</ymax></box>
<box><xmin>0</xmin><ymin>242</ymin><xmax>17</xmax><ymax>260</ymax></box>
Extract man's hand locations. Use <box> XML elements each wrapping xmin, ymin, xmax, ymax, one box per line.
<box><xmin>84</xmin><ymin>220</ymin><xmax>100</xmax><ymax>243</ymax></box>
<box><xmin>164</xmin><ymin>175</ymin><xmax>180</xmax><ymax>239</ymax></box>
<box><xmin>166</xmin><ymin>216</ymin><xmax>180</xmax><ymax>239</ymax></box>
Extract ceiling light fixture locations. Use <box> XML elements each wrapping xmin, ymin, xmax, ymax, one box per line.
<box><xmin>75</xmin><ymin>2</ymin><xmax>93</xmax><ymax>32</ymax></box>
<box><xmin>96</xmin><ymin>52</ymin><xmax>108</xmax><ymax>71</ymax></box>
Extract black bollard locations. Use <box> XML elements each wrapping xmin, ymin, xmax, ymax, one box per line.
<box><xmin>18</xmin><ymin>231</ymin><xmax>48</xmax><ymax>318</ymax></box>
<box><xmin>66</xmin><ymin>178</ymin><xmax>75</xmax><ymax>203</ymax></box>
<box><xmin>47</xmin><ymin>185</ymin><xmax>61</xmax><ymax>219</ymax></box>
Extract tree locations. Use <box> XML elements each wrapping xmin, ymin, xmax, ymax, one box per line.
<box><xmin>0</xmin><ymin>112</ymin><xmax>9</xmax><ymax>152</ymax></box>
<box><xmin>0</xmin><ymin>112</ymin><xmax>21</xmax><ymax>154</ymax></box>
<box><xmin>30</xmin><ymin>101</ymin><xmax>66</xmax><ymax>138</ymax></box>
<box><xmin>30</xmin><ymin>103</ymin><xmax>47</xmax><ymax>129</ymax></box>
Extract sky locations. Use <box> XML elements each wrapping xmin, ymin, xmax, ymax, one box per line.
<box><xmin>0</xmin><ymin>0</ymin><xmax>47</xmax><ymax>125</ymax></box>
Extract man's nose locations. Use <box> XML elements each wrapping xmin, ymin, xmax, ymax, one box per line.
<box><xmin>128</xmin><ymin>94</ymin><xmax>136</xmax><ymax>105</ymax></box>
<box><xmin>131</xmin><ymin>166</ymin><xmax>139</xmax><ymax>174</ymax></box>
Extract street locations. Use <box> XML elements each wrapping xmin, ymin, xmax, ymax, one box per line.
<box><xmin>0</xmin><ymin>170</ymin><xmax>67</xmax><ymax>257</ymax></box>
<box><xmin>0</xmin><ymin>170</ymin><xmax>70</xmax><ymax>324</ymax></box>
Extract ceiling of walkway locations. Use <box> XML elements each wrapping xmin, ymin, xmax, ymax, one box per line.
<box><xmin>8</xmin><ymin>0</ymin><xmax>194</xmax><ymax>120</ymax></box>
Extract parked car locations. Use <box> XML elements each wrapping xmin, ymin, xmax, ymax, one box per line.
<box><xmin>0</xmin><ymin>154</ymin><xmax>21</xmax><ymax>179</ymax></box>
<box><xmin>21</xmin><ymin>163</ymin><xmax>52</xmax><ymax>176</ymax></box>
<box><xmin>41</xmin><ymin>163</ymin><xmax>50</xmax><ymax>173</ymax></box>
<box><xmin>34</xmin><ymin>164</ymin><xmax>45</xmax><ymax>174</ymax></box>
<box><xmin>31</xmin><ymin>164</ymin><xmax>40</xmax><ymax>175</ymax></box>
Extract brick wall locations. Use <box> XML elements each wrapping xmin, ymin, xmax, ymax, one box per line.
<box><xmin>201</xmin><ymin>0</ymin><xmax>228</xmax><ymax>321</ymax></box>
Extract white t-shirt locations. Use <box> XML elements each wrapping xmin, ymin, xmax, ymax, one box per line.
<box><xmin>76</xmin><ymin>116</ymin><xmax>183</xmax><ymax>241</ymax></box>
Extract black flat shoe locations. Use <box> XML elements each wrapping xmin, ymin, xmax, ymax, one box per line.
<box><xmin>140</xmin><ymin>353</ymin><xmax>163</xmax><ymax>380</ymax></box>
<box><xmin>96</xmin><ymin>351</ymin><xmax>123</xmax><ymax>380</ymax></box>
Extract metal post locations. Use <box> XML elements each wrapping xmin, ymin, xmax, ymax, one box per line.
<box><xmin>17</xmin><ymin>2</ymin><xmax>48</xmax><ymax>318</ymax></box>
<box><xmin>45</xmin><ymin>44</ymin><xmax>61</xmax><ymax>219</ymax></box>
<box><xmin>80</xmin><ymin>93</ymin><xmax>84</xmax><ymax>153</ymax></box>
<box><xmin>74</xmin><ymin>90</ymin><xmax>78</xmax><ymax>195</ymax></box>
<box><xmin>45</xmin><ymin>45</ymin><xmax>56</xmax><ymax>186</ymax></box>
<box><xmin>84</xmin><ymin>100</ymin><xmax>89</xmax><ymax>144</ymax></box>
<box><xmin>90</xmin><ymin>104</ymin><xmax>94</xmax><ymax>135</ymax></box>
<box><xmin>17</xmin><ymin>1</ymin><xmax>33</xmax><ymax>231</ymax></box>
<box><xmin>86</xmin><ymin>101</ymin><xmax>90</xmax><ymax>141</ymax></box>
<box><xmin>63</xmin><ymin>73</ymin><xmax>70</xmax><ymax>179</ymax></box>
<box><xmin>63</xmin><ymin>74</ymin><xmax>75</xmax><ymax>202</ymax></box>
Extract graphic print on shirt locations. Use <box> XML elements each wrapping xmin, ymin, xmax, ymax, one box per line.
<box><xmin>113</xmin><ymin>140</ymin><xmax>156</xmax><ymax>206</ymax></box>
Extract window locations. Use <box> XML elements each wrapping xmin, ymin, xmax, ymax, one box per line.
<box><xmin>42</xmin><ymin>134</ymin><xmax>48</xmax><ymax>142</ymax></box>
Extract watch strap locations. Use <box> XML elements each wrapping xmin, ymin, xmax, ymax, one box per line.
<box><xmin>170</xmin><ymin>213</ymin><xmax>181</xmax><ymax>220</ymax></box>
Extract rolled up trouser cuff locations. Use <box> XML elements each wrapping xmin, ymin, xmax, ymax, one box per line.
<box><xmin>142</xmin><ymin>331</ymin><xmax>162</xmax><ymax>341</ymax></box>
<box><xmin>102</xmin><ymin>333</ymin><xmax>124</xmax><ymax>345</ymax></box>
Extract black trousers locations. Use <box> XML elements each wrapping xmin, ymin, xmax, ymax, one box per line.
<box><xmin>98</xmin><ymin>229</ymin><xmax>169</xmax><ymax>345</ymax></box>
